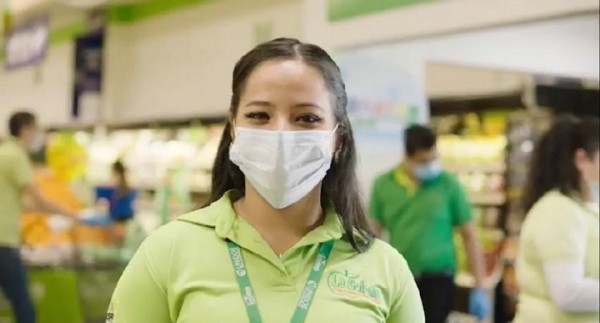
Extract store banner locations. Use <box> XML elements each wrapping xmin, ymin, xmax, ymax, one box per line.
<box><xmin>337</xmin><ymin>51</ymin><xmax>428</xmax><ymax>198</ymax></box>
<box><xmin>327</xmin><ymin>0</ymin><xmax>437</xmax><ymax>22</ymax></box>
<box><xmin>4</xmin><ymin>15</ymin><xmax>49</xmax><ymax>71</ymax></box>
<box><xmin>72</xmin><ymin>32</ymin><xmax>104</xmax><ymax>121</ymax></box>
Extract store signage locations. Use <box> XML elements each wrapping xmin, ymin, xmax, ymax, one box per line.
<box><xmin>327</xmin><ymin>0</ymin><xmax>437</xmax><ymax>22</ymax></box>
<box><xmin>4</xmin><ymin>16</ymin><xmax>49</xmax><ymax>71</ymax></box>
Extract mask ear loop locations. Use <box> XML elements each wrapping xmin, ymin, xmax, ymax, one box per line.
<box><xmin>331</xmin><ymin>124</ymin><xmax>339</xmax><ymax>134</ymax></box>
<box><xmin>332</xmin><ymin>124</ymin><xmax>341</xmax><ymax>163</ymax></box>
<box><xmin>229</xmin><ymin>121</ymin><xmax>238</xmax><ymax>143</ymax></box>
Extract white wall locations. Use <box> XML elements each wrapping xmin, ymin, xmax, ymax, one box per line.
<box><xmin>303</xmin><ymin>0</ymin><xmax>599</xmax><ymax>51</ymax></box>
<box><xmin>0</xmin><ymin>42</ymin><xmax>74</xmax><ymax>134</ymax></box>
<box><xmin>426</xmin><ymin>63</ymin><xmax>529</xmax><ymax>98</ymax></box>
<box><xmin>105</xmin><ymin>0</ymin><xmax>304</xmax><ymax>123</ymax></box>
<box><xmin>338</xmin><ymin>14</ymin><xmax>599</xmax><ymax>83</ymax></box>
<box><xmin>0</xmin><ymin>8</ymin><xmax>87</xmax><ymax>134</ymax></box>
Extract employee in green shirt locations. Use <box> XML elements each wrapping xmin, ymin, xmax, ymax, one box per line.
<box><xmin>108</xmin><ymin>38</ymin><xmax>425</xmax><ymax>323</ymax></box>
<box><xmin>515</xmin><ymin>116</ymin><xmax>599</xmax><ymax>323</ymax></box>
<box><xmin>0</xmin><ymin>111</ymin><xmax>79</xmax><ymax>323</ymax></box>
<box><xmin>369</xmin><ymin>125</ymin><xmax>489</xmax><ymax>323</ymax></box>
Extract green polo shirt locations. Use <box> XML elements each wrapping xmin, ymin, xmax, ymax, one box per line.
<box><xmin>109</xmin><ymin>191</ymin><xmax>424</xmax><ymax>323</ymax></box>
<box><xmin>0</xmin><ymin>137</ymin><xmax>33</xmax><ymax>247</ymax></box>
<box><xmin>369</xmin><ymin>166</ymin><xmax>472</xmax><ymax>277</ymax></box>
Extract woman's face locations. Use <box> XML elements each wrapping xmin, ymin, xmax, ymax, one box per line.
<box><xmin>576</xmin><ymin>148</ymin><xmax>600</xmax><ymax>183</ymax></box>
<box><xmin>234</xmin><ymin>59</ymin><xmax>337</xmax><ymax>133</ymax></box>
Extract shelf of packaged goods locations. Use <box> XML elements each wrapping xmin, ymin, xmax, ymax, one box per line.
<box><xmin>468</xmin><ymin>192</ymin><xmax>506</xmax><ymax>206</ymax></box>
<box><xmin>133</xmin><ymin>184</ymin><xmax>210</xmax><ymax>195</ymax></box>
<box><xmin>443</xmin><ymin>162</ymin><xmax>506</xmax><ymax>174</ymax></box>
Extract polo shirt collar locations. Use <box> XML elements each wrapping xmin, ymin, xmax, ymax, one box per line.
<box><xmin>177</xmin><ymin>190</ymin><xmax>345</xmax><ymax>263</ymax></box>
<box><xmin>393</xmin><ymin>163</ymin><xmax>417</xmax><ymax>195</ymax></box>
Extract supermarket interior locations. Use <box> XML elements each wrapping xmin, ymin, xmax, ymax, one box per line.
<box><xmin>0</xmin><ymin>0</ymin><xmax>599</xmax><ymax>323</ymax></box>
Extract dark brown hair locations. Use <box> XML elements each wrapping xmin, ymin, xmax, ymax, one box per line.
<box><xmin>9</xmin><ymin>111</ymin><xmax>36</xmax><ymax>137</ymax></box>
<box><xmin>523</xmin><ymin>115</ymin><xmax>600</xmax><ymax>212</ymax></box>
<box><xmin>405</xmin><ymin>124</ymin><xmax>437</xmax><ymax>156</ymax></box>
<box><xmin>205</xmin><ymin>38</ymin><xmax>373</xmax><ymax>252</ymax></box>
<box><xmin>113</xmin><ymin>160</ymin><xmax>129</xmax><ymax>199</ymax></box>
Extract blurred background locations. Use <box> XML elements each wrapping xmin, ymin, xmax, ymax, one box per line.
<box><xmin>0</xmin><ymin>0</ymin><xmax>598</xmax><ymax>322</ymax></box>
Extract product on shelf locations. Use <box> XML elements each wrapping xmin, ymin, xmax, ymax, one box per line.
<box><xmin>20</xmin><ymin>166</ymin><xmax>109</xmax><ymax>265</ymax></box>
<box><xmin>46</xmin><ymin>132</ymin><xmax>88</xmax><ymax>182</ymax></box>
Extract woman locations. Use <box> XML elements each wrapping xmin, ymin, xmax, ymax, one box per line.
<box><xmin>93</xmin><ymin>160</ymin><xmax>137</xmax><ymax>244</ymax></box>
<box><xmin>107</xmin><ymin>38</ymin><xmax>424</xmax><ymax>323</ymax></box>
<box><xmin>514</xmin><ymin>116</ymin><xmax>599</xmax><ymax>323</ymax></box>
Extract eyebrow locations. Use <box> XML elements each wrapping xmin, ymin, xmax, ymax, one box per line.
<box><xmin>245</xmin><ymin>101</ymin><xmax>325</xmax><ymax>112</ymax></box>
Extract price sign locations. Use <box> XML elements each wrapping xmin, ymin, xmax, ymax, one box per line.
<box><xmin>4</xmin><ymin>16</ymin><xmax>49</xmax><ymax>71</ymax></box>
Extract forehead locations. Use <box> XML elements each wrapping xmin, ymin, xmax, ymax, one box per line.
<box><xmin>409</xmin><ymin>149</ymin><xmax>437</xmax><ymax>162</ymax></box>
<box><xmin>240</xmin><ymin>59</ymin><xmax>331</xmax><ymax>104</ymax></box>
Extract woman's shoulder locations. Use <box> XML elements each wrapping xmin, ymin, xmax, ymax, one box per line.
<box><xmin>529</xmin><ymin>190</ymin><xmax>584</xmax><ymax>217</ymax></box>
<box><xmin>359</xmin><ymin>239</ymin><xmax>412</xmax><ymax>277</ymax></box>
<box><xmin>524</xmin><ymin>190</ymin><xmax>588</xmax><ymax>232</ymax></box>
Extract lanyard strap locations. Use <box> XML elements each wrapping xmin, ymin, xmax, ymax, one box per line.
<box><xmin>226</xmin><ymin>240</ymin><xmax>334</xmax><ymax>323</ymax></box>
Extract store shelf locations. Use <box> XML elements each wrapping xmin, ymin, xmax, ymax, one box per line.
<box><xmin>444</xmin><ymin>162</ymin><xmax>506</xmax><ymax>174</ymax></box>
<box><xmin>468</xmin><ymin>192</ymin><xmax>506</xmax><ymax>206</ymax></box>
<box><xmin>455</xmin><ymin>261</ymin><xmax>504</xmax><ymax>289</ymax></box>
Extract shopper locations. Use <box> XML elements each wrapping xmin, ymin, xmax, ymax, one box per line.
<box><xmin>94</xmin><ymin>160</ymin><xmax>137</xmax><ymax>244</ymax></box>
<box><xmin>0</xmin><ymin>111</ymin><xmax>78</xmax><ymax>323</ymax></box>
<box><xmin>514</xmin><ymin>116</ymin><xmax>599</xmax><ymax>323</ymax></box>
<box><xmin>108</xmin><ymin>38</ymin><xmax>425</xmax><ymax>323</ymax></box>
<box><xmin>369</xmin><ymin>125</ymin><xmax>489</xmax><ymax>323</ymax></box>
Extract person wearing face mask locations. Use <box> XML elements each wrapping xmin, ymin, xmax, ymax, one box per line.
<box><xmin>0</xmin><ymin>111</ymin><xmax>81</xmax><ymax>323</ymax></box>
<box><xmin>514</xmin><ymin>115</ymin><xmax>599</xmax><ymax>323</ymax></box>
<box><xmin>107</xmin><ymin>38</ymin><xmax>425</xmax><ymax>323</ymax></box>
<box><xmin>369</xmin><ymin>125</ymin><xmax>489</xmax><ymax>323</ymax></box>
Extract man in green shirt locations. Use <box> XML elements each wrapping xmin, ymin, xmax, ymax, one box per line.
<box><xmin>369</xmin><ymin>125</ymin><xmax>489</xmax><ymax>323</ymax></box>
<box><xmin>0</xmin><ymin>111</ymin><xmax>78</xmax><ymax>323</ymax></box>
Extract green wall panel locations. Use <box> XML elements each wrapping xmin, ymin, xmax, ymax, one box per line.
<box><xmin>327</xmin><ymin>0</ymin><xmax>438</xmax><ymax>22</ymax></box>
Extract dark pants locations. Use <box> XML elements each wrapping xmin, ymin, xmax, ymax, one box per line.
<box><xmin>0</xmin><ymin>247</ymin><xmax>35</xmax><ymax>323</ymax></box>
<box><xmin>416</xmin><ymin>272</ymin><xmax>455</xmax><ymax>323</ymax></box>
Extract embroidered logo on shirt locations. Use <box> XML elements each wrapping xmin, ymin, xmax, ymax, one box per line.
<box><xmin>327</xmin><ymin>270</ymin><xmax>382</xmax><ymax>305</ymax></box>
<box><xmin>106</xmin><ymin>303</ymin><xmax>115</xmax><ymax>323</ymax></box>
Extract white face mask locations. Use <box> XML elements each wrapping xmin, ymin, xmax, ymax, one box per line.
<box><xmin>229</xmin><ymin>126</ymin><xmax>336</xmax><ymax>209</ymax></box>
<box><xmin>28</xmin><ymin>132</ymin><xmax>45</xmax><ymax>153</ymax></box>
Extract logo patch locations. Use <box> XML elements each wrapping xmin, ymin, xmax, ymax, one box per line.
<box><xmin>327</xmin><ymin>270</ymin><xmax>382</xmax><ymax>305</ymax></box>
<box><xmin>106</xmin><ymin>303</ymin><xmax>115</xmax><ymax>323</ymax></box>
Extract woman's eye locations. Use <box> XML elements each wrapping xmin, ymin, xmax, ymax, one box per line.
<box><xmin>245</xmin><ymin>112</ymin><xmax>269</xmax><ymax>120</ymax></box>
<box><xmin>297</xmin><ymin>114</ymin><xmax>322</xmax><ymax>123</ymax></box>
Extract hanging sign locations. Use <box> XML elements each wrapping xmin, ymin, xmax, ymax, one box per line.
<box><xmin>4</xmin><ymin>16</ymin><xmax>49</xmax><ymax>71</ymax></box>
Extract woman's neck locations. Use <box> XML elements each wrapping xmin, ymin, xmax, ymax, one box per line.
<box><xmin>234</xmin><ymin>186</ymin><xmax>325</xmax><ymax>255</ymax></box>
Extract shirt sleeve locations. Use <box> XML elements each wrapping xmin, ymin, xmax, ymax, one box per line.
<box><xmin>531</xmin><ymin>195</ymin><xmax>586</xmax><ymax>262</ymax></box>
<box><xmin>108</xmin><ymin>233</ymin><xmax>173</xmax><ymax>323</ymax></box>
<box><xmin>387</xmin><ymin>251</ymin><xmax>425</xmax><ymax>323</ymax></box>
<box><xmin>543</xmin><ymin>260</ymin><xmax>600</xmax><ymax>311</ymax></box>
<box><xmin>11</xmin><ymin>149</ymin><xmax>33</xmax><ymax>188</ymax></box>
<box><xmin>369</xmin><ymin>178</ymin><xmax>383</xmax><ymax>223</ymax></box>
<box><xmin>448</xmin><ymin>175</ymin><xmax>472</xmax><ymax>226</ymax></box>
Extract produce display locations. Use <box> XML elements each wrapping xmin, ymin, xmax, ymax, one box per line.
<box><xmin>432</xmin><ymin>111</ymin><xmax>511</xmax><ymax>293</ymax></box>
<box><xmin>46</xmin><ymin>132</ymin><xmax>88</xmax><ymax>182</ymax></box>
<box><xmin>19</xmin><ymin>166</ymin><xmax>111</xmax><ymax>265</ymax></box>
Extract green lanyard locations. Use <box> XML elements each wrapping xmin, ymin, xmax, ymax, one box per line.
<box><xmin>226</xmin><ymin>239</ymin><xmax>334</xmax><ymax>323</ymax></box>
